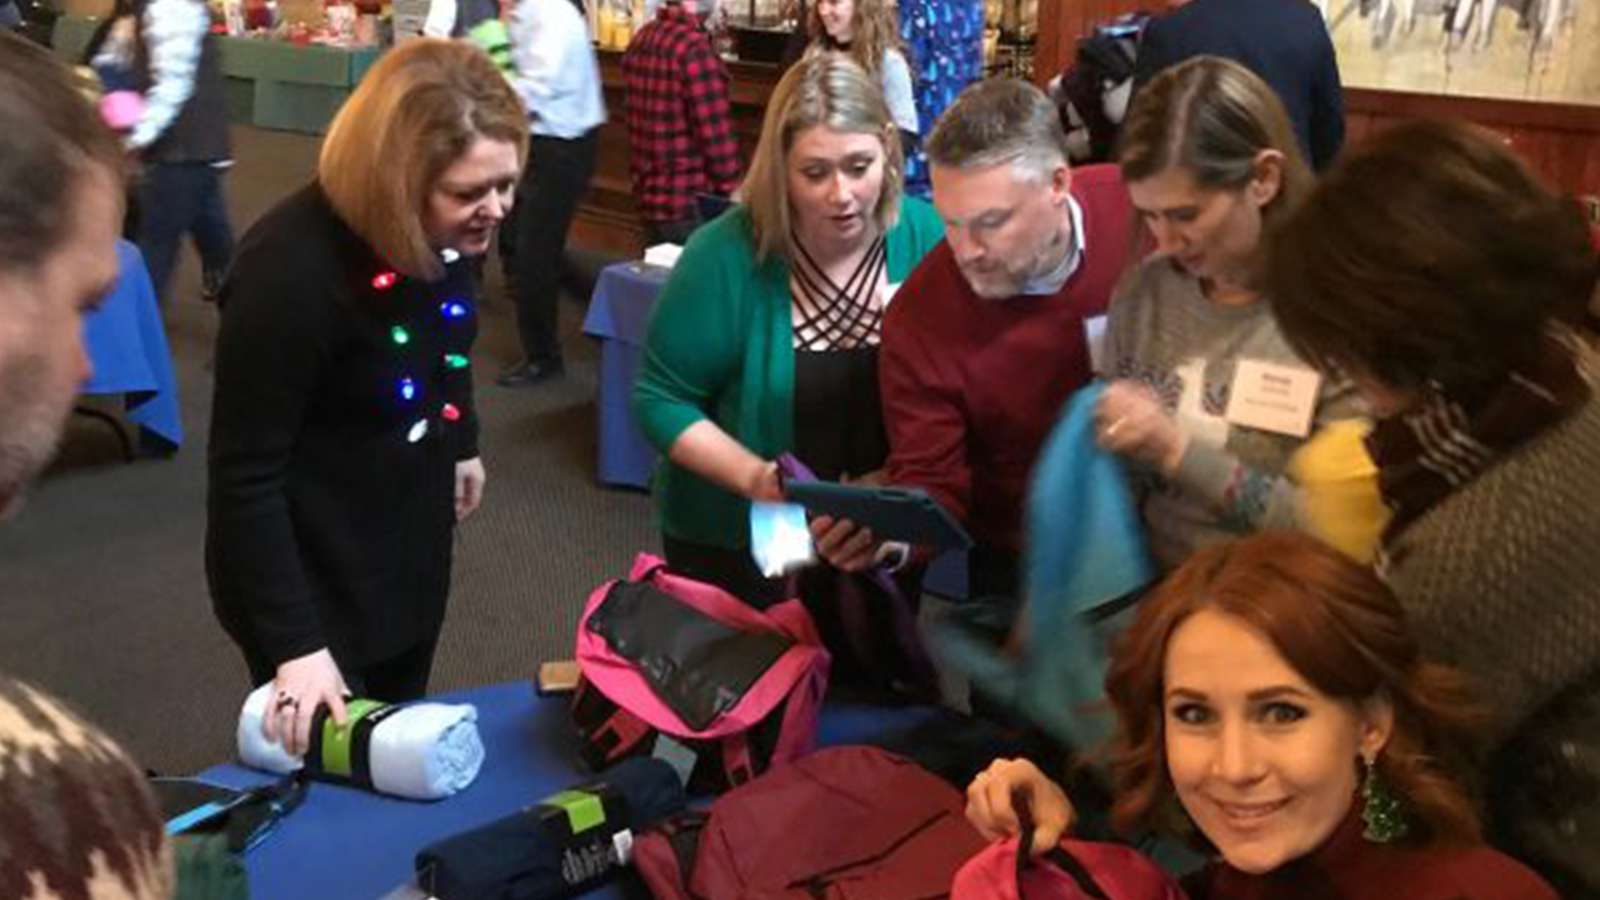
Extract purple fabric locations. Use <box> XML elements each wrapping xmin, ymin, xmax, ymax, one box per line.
<box><xmin>777</xmin><ymin>454</ymin><xmax>941</xmax><ymax>697</ymax></box>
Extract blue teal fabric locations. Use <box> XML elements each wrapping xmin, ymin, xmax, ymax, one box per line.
<box><xmin>934</xmin><ymin>383</ymin><xmax>1153</xmax><ymax>751</ymax></box>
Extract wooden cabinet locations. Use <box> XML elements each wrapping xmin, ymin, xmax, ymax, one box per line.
<box><xmin>570</xmin><ymin>49</ymin><xmax>785</xmax><ymax>254</ymax></box>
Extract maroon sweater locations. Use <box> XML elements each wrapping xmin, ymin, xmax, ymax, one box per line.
<box><xmin>1190</xmin><ymin>807</ymin><xmax>1558</xmax><ymax>900</ymax></box>
<box><xmin>880</xmin><ymin>164</ymin><xmax>1134</xmax><ymax>557</ymax></box>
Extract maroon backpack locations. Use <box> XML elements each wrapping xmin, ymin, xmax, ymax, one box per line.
<box><xmin>951</xmin><ymin>834</ymin><xmax>1188</xmax><ymax>900</ymax></box>
<box><xmin>632</xmin><ymin>746</ymin><xmax>989</xmax><ymax>900</ymax></box>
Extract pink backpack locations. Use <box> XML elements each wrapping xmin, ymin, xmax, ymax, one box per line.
<box><xmin>571</xmin><ymin>554</ymin><xmax>830</xmax><ymax>793</ymax></box>
<box><xmin>952</xmin><ymin>835</ymin><xmax>1189</xmax><ymax>900</ymax></box>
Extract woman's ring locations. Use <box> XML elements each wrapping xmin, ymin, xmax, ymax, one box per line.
<box><xmin>275</xmin><ymin>692</ymin><xmax>300</xmax><ymax>711</ymax></box>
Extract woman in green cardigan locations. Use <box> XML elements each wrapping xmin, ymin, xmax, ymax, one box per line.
<box><xmin>633</xmin><ymin>53</ymin><xmax>945</xmax><ymax>681</ymax></box>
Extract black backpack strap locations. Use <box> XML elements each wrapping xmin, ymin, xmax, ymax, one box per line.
<box><xmin>1039</xmin><ymin>846</ymin><xmax>1113</xmax><ymax>900</ymax></box>
<box><xmin>1014</xmin><ymin>822</ymin><xmax>1033</xmax><ymax>894</ymax></box>
<box><xmin>1014</xmin><ymin>821</ymin><xmax>1113</xmax><ymax>900</ymax></box>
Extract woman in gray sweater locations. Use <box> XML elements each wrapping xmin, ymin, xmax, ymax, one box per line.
<box><xmin>1093</xmin><ymin>57</ymin><xmax>1362</xmax><ymax>570</ymax></box>
<box><xmin>1264</xmin><ymin>119</ymin><xmax>1600</xmax><ymax>899</ymax></box>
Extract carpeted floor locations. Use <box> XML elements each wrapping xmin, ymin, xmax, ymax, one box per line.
<box><xmin>0</xmin><ymin>124</ymin><xmax>660</xmax><ymax>774</ymax></box>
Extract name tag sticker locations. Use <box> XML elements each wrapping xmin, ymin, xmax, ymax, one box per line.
<box><xmin>1084</xmin><ymin>315</ymin><xmax>1109</xmax><ymax>374</ymax></box>
<box><xmin>1225</xmin><ymin>360</ymin><xmax>1321</xmax><ymax>438</ymax></box>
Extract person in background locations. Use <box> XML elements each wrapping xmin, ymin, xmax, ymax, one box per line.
<box><xmin>0</xmin><ymin>30</ymin><xmax>174</xmax><ymax>900</ymax></box>
<box><xmin>423</xmin><ymin>0</ymin><xmax>502</xmax><ymax>38</ymax></box>
<box><xmin>816</xmin><ymin>79</ymin><xmax>1134</xmax><ymax>613</ymax></box>
<box><xmin>967</xmin><ymin>533</ymin><xmax>1557</xmax><ymax>900</ymax></box>
<box><xmin>807</xmin><ymin>0</ymin><xmax>918</xmax><ymax>147</ymax></box>
<box><xmin>1264</xmin><ymin>119</ymin><xmax>1600</xmax><ymax>898</ymax></box>
<box><xmin>208</xmin><ymin>40</ymin><xmax>525</xmax><ymax>756</ymax></box>
<box><xmin>121</xmin><ymin>0</ymin><xmax>236</xmax><ymax>305</ymax></box>
<box><xmin>496</xmin><ymin>0</ymin><xmax>606</xmax><ymax>388</ymax></box>
<box><xmin>896</xmin><ymin>0</ymin><xmax>983</xmax><ymax>196</ymax></box>
<box><xmin>1132</xmin><ymin>0</ymin><xmax>1344</xmax><ymax>170</ymax></box>
<box><xmin>632</xmin><ymin>54</ymin><xmax>944</xmax><ymax>685</ymax></box>
<box><xmin>1095</xmin><ymin>56</ymin><xmax>1362</xmax><ymax>571</ymax></box>
<box><xmin>622</xmin><ymin>0</ymin><xmax>742</xmax><ymax>246</ymax></box>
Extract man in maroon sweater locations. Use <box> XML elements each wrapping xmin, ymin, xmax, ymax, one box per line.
<box><xmin>815</xmin><ymin>78</ymin><xmax>1134</xmax><ymax>604</ymax></box>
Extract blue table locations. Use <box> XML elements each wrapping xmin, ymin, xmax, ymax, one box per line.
<box><xmin>81</xmin><ymin>241</ymin><xmax>183</xmax><ymax>453</ymax></box>
<box><xmin>581</xmin><ymin>262</ymin><xmax>669</xmax><ymax>490</ymax></box>
<box><xmin>203</xmin><ymin>681</ymin><xmax>937</xmax><ymax>900</ymax></box>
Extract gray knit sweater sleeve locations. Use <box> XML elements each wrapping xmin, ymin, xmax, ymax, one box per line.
<box><xmin>1172</xmin><ymin>374</ymin><xmax>1362</xmax><ymax>533</ymax></box>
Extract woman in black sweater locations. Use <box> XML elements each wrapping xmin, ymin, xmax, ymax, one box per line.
<box><xmin>207</xmin><ymin>40</ymin><xmax>526</xmax><ymax>755</ymax></box>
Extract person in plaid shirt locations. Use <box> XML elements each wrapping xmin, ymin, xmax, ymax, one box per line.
<box><xmin>622</xmin><ymin>0</ymin><xmax>742</xmax><ymax>245</ymax></box>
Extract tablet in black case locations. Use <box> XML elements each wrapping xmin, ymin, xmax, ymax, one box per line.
<box><xmin>784</xmin><ymin>482</ymin><xmax>973</xmax><ymax>551</ymax></box>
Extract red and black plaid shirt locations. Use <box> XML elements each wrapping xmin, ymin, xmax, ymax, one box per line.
<box><xmin>622</xmin><ymin>5</ymin><xmax>742</xmax><ymax>224</ymax></box>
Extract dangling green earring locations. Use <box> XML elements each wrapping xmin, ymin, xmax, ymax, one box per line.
<box><xmin>1360</xmin><ymin>754</ymin><xmax>1410</xmax><ymax>844</ymax></box>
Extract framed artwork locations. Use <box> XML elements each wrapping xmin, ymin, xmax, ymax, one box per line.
<box><xmin>1321</xmin><ymin>0</ymin><xmax>1600</xmax><ymax>105</ymax></box>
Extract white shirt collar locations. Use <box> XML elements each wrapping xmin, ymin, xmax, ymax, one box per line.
<box><xmin>1018</xmin><ymin>195</ymin><xmax>1086</xmax><ymax>296</ymax></box>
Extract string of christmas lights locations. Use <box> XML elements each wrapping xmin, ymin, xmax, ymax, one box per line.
<box><xmin>373</xmin><ymin>249</ymin><xmax>472</xmax><ymax>445</ymax></box>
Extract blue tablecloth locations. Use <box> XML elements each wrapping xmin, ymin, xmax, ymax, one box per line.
<box><xmin>202</xmin><ymin>681</ymin><xmax>937</xmax><ymax>900</ymax></box>
<box><xmin>582</xmin><ymin>262</ymin><xmax>670</xmax><ymax>490</ymax></box>
<box><xmin>81</xmin><ymin>241</ymin><xmax>183</xmax><ymax>450</ymax></box>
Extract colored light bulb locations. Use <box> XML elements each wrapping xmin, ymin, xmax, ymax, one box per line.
<box><xmin>440</xmin><ymin>300</ymin><xmax>469</xmax><ymax>319</ymax></box>
<box><xmin>442</xmin><ymin>403</ymin><xmax>461</xmax><ymax>422</ymax></box>
<box><xmin>445</xmin><ymin>353</ymin><xmax>469</xmax><ymax>370</ymax></box>
<box><xmin>391</xmin><ymin>325</ymin><xmax>410</xmax><ymax>345</ymax></box>
<box><xmin>372</xmin><ymin>271</ymin><xmax>398</xmax><ymax>290</ymax></box>
<box><xmin>407</xmin><ymin>419</ymin><xmax>429</xmax><ymax>443</ymax></box>
<box><xmin>399</xmin><ymin>377</ymin><xmax>417</xmax><ymax>401</ymax></box>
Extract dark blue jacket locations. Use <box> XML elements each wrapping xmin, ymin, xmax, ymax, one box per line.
<box><xmin>1133</xmin><ymin>0</ymin><xmax>1345</xmax><ymax>169</ymax></box>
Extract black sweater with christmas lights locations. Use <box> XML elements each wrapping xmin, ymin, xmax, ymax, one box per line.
<box><xmin>206</xmin><ymin>184</ymin><xmax>480</xmax><ymax>672</ymax></box>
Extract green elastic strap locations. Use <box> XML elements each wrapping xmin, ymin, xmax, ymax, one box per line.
<box><xmin>467</xmin><ymin>20</ymin><xmax>515</xmax><ymax>74</ymax></box>
<box><xmin>541</xmin><ymin>789</ymin><xmax>607</xmax><ymax>835</ymax></box>
<box><xmin>318</xmin><ymin>699</ymin><xmax>387</xmax><ymax>779</ymax></box>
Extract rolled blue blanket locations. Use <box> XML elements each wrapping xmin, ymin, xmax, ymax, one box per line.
<box><xmin>237</xmin><ymin>684</ymin><xmax>484</xmax><ymax>801</ymax></box>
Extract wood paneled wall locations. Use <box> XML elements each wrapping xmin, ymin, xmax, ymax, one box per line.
<box><xmin>1032</xmin><ymin>0</ymin><xmax>1145</xmax><ymax>90</ymax></box>
<box><xmin>1344</xmin><ymin>88</ymin><xmax>1600</xmax><ymax>198</ymax></box>
<box><xmin>1033</xmin><ymin>0</ymin><xmax>1600</xmax><ymax>202</ymax></box>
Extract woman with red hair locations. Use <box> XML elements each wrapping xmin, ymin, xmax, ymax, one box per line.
<box><xmin>965</xmin><ymin>532</ymin><xmax>1554</xmax><ymax>899</ymax></box>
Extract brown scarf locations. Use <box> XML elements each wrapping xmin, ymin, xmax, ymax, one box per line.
<box><xmin>1367</xmin><ymin>329</ymin><xmax>1593</xmax><ymax>543</ymax></box>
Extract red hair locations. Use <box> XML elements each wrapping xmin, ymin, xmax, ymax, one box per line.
<box><xmin>1105</xmin><ymin>532</ymin><xmax>1483</xmax><ymax>847</ymax></box>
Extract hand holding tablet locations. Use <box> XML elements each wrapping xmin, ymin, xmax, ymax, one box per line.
<box><xmin>784</xmin><ymin>481</ymin><xmax>973</xmax><ymax>551</ymax></box>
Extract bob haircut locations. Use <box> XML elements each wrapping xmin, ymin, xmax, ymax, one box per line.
<box><xmin>924</xmin><ymin>78</ymin><xmax>1069</xmax><ymax>186</ymax></box>
<box><xmin>1264</xmin><ymin>119</ymin><xmax>1598</xmax><ymax>398</ymax></box>
<box><xmin>808</xmin><ymin>0</ymin><xmax>906</xmax><ymax>77</ymax></box>
<box><xmin>742</xmin><ymin>52</ymin><xmax>903</xmax><ymax>262</ymax></box>
<box><xmin>319</xmin><ymin>39</ymin><xmax>528</xmax><ymax>281</ymax></box>
<box><xmin>1117</xmin><ymin>56</ymin><xmax>1310</xmax><ymax>229</ymax></box>
<box><xmin>1106</xmin><ymin>532</ymin><xmax>1483</xmax><ymax>848</ymax></box>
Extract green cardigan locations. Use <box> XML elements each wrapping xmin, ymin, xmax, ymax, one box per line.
<box><xmin>633</xmin><ymin>197</ymin><xmax>947</xmax><ymax>550</ymax></box>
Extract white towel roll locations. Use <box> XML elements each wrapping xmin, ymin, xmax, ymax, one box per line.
<box><xmin>236</xmin><ymin>684</ymin><xmax>484</xmax><ymax>801</ymax></box>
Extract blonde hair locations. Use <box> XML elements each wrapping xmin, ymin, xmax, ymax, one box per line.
<box><xmin>808</xmin><ymin>0</ymin><xmax>905</xmax><ymax>76</ymax></box>
<box><xmin>1116</xmin><ymin>55</ymin><xmax>1310</xmax><ymax>225</ymax></box>
<box><xmin>318</xmin><ymin>39</ymin><xmax>527</xmax><ymax>281</ymax></box>
<box><xmin>741</xmin><ymin>52</ymin><xmax>902</xmax><ymax>262</ymax></box>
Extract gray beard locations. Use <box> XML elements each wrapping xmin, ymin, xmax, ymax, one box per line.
<box><xmin>0</xmin><ymin>360</ymin><xmax>69</xmax><ymax>524</ymax></box>
<box><xmin>1015</xmin><ymin>223</ymin><xmax>1074</xmax><ymax>295</ymax></box>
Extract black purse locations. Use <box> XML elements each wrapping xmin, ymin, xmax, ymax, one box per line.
<box><xmin>150</xmin><ymin>770</ymin><xmax>310</xmax><ymax>853</ymax></box>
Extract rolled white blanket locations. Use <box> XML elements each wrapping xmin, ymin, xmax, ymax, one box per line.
<box><xmin>237</xmin><ymin>684</ymin><xmax>485</xmax><ymax>801</ymax></box>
